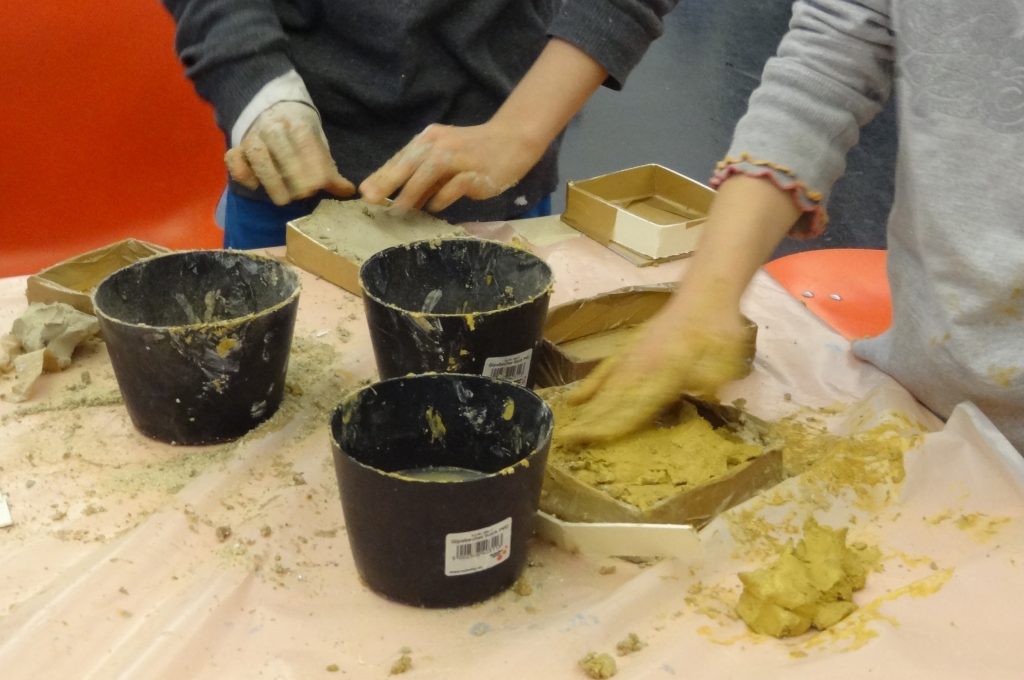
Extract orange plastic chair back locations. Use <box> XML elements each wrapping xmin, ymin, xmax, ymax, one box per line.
<box><xmin>763</xmin><ymin>248</ymin><xmax>892</xmax><ymax>340</ymax></box>
<box><xmin>0</xmin><ymin>3</ymin><xmax>226</xmax><ymax>278</ymax></box>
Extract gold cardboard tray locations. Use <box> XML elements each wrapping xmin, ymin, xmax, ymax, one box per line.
<box><xmin>538</xmin><ymin>389</ymin><xmax>783</xmax><ymax>529</ymax></box>
<box><xmin>25</xmin><ymin>239</ymin><xmax>170</xmax><ymax>314</ymax></box>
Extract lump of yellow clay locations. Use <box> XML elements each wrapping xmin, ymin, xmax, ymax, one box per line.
<box><xmin>578</xmin><ymin>652</ymin><xmax>617</xmax><ymax>679</ymax></box>
<box><xmin>502</xmin><ymin>397</ymin><xmax>515</xmax><ymax>421</ymax></box>
<box><xmin>736</xmin><ymin>518</ymin><xmax>879</xmax><ymax>638</ymax></box>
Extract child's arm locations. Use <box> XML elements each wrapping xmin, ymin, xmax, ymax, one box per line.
<box><xmin>563</xmin><ymin>0</ymin><xmax>897</xmax><ymax>443</ymax></box>
<box><xmin>359</xmin><ymin>38</ymin><xmax>607</xmax><ymax>213</ymax></box>
<box><xmin>561</xmin><ymin>175</ymin><xmax>800</xmax><ymax>444</ymax></box>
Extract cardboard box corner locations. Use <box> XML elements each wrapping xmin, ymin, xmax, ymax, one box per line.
<box><xmin>25</xmin><ymin>238</ymin><xmax>170</xmax><ymax>315</ymax></box>
<box><xmin>285</xmin><ymin>218</ymin><xmax>363</xmax><ymax>297</ymax></box>
<box><xmin>560</xmin><ymin>163</ymin><xmax>715</xmax><ymax>263</ymax></box>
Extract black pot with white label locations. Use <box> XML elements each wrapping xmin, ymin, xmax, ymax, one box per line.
<box><xmin>330</xmin><ymin>373</ymin><xmax>553</xmax><ymax>607</ymax></box>
<box><xmin>359</xmin><ymin>238</ymin><xmax>552</xmax><ymax>386</ymax></box>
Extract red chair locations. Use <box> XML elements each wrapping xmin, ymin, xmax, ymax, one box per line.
<box><xmin>0</xmin><ymin>3</ymin><xmax>226</xmax><ymax>278</ymax></box>
<box><xmin>763</xmin><ymin>248</ymin><xmax>892</xmax><ymax>340</ymax></box>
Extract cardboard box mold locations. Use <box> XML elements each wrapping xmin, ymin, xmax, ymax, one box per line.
<box><xmin>534</xmin><ymin>286</ymin><xmax>775</xmax><ymax>529</ymax></box>
<box><xmin>561</xmin><ymin>164</ymin><xmax>714</xmax><ymax>264</ymax></box>
<box><xmin>538</xmin><ymin>388</ymin><xmax>784</xmax><ymax>529</ymax></box>
<box><xmin>534</xmin><ymin>284</ymin><xmax>675</xmax><ymax>388</ymax></box>
<box><xmin>286</xmin><ymin>198</ymin><xmax>467</xmax><ymax>296</ymax></box>
<box><xmin>25</xmin><ymin>239</ymin><xmax>170</xmax><ymax>315</ymax></box>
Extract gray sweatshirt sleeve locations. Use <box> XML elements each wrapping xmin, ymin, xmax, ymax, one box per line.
<box><xmin>714</xmin><ymin>0</ymin><xmax>895</xmax><ymax>234</ymax></box>
<box><xmin>162</xmin><ymin>0</ymin><xmax>296</xmax><ymax>135</ymax></box>
<box><xmin>549</xmin><ymin>0</ymin><xmax>679</xmax><ymax>89</ymax></box>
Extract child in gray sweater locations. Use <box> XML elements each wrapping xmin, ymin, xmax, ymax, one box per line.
<box><xmin>567</xmin><ymin>0</ymin><xmax>1024</xmax><ymax>452</ymax></box>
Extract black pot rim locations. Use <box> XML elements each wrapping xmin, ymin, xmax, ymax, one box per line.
<box><xmin>331</xmin><ymin>372</ymin><xmax>554</xmax><ymax>481</ymax></box>
<box><xmin>358</xmin><ymin>237</ymin><xmax>553</xmax><ymax>318</ymax></box>
<box><xmin>91</xmin><ymin>249</ymin><xmax>301</xmax><ymax>332</ymax></box>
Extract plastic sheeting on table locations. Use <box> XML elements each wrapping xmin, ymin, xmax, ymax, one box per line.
<box><xmin>1</xmin><ymin>227</ymin><xmax>1021</xmax><ymax>680</ymax></box>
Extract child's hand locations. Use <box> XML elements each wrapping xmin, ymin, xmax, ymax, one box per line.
<box><xmin>358</xmin><ymin>119</ymin><xmax>546</xmax><ymax>214</ymax></box>
<box><xmin>225</xmin><ymin>101</ymin><xmax>355</xmax><ymax>206</ymax></box>
<box><xmin>560</xmin><ymin>304</ymin><xmax>756</xmax><ymax>446</ymax></box>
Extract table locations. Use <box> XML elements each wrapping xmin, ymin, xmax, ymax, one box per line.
<box><xmin>2</xmin><ymin>219</ymin><xmax>1022</xmax><ymax>679</ymax></box>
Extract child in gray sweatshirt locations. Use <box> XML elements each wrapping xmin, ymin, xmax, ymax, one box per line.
<box><xmin>567</xmin><ymin>0</ymin><xmax>1024</xmax><ymax>453</ymax></box>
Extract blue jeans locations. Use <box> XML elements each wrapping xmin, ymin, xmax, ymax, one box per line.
<box><xmin>220</xmin><ymin>190</ymin><xmax>554</xmax><ymax>250</ymax></box>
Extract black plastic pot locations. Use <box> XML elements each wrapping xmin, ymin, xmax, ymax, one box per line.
<box><xmin>359</xmin><ymin>238</ymin><xmax>553</xmax><ymax>386</ymax></box>
<box><xmin>92</xmin><ymin>250</ymin><xmax>300</xmax><ymax>445</ymax></box>
<box><xmin>330</xmin><ymin>373</ymin><xmax>554</xmax><ymax>608</ymax></box>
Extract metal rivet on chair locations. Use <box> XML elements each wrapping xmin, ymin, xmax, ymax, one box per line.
<box><xmin>802</xmin><ymin>290</ymin><xmax>815</xmax><ymax>298</ymax></box>
<box><xmin>830</xmin><ymin>293</ymin><xmax>842</xmax><ymax>301</ymax></box>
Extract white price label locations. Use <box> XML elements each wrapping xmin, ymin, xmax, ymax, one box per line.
<box><xmin>482</xmin><ymin>349</ymin><xmax>532</xmax><ymax>386</ymax></box>
<box><xmin>444</xmin><ymin>517</ymin><xmax>512</xmax><ymax>576</ymax></box>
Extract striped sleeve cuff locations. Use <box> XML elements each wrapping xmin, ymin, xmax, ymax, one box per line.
<box><xmin>711</xmin><ymin>153</ymin><xmax>828</xmax><ymax>239</ymax></box>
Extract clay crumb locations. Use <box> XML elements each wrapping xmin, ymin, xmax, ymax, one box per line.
<box><xmin>512</xmin><ymin>576</ymin><xmax>533</xmax><ymax>596</ymax></box>
<box><xmin>579</xmin><ymin>652</ymin><xmax>617</xmax><ymax>679</ymax></box>
<box><xmin>615</xmin><ymin>632</ymin><xmax>646</xmax><ymax>656</ymax></box>
<box><xmin>598</xmin><ymin>565</ymin><xmax>617</xmax><ymax>575</ymax></box>
<box><xmin>216</xmin><ymin>526</ymin><xmax>232</xmax><ymax>542</ymax></box>
<box><xmin>389</xmin><ymin>653</ymin><xmax>413</xmax><ymax>675</ymax></box>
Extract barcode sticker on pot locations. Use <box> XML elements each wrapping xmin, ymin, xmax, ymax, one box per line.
<box><xmin>482</xmin><ymin>349</ymin><xmax>532</xmax><ymax>386</ymax></box>
<box><xmin>445</xmin><ymin>517</ymin><xmax>512</xmax><ymax>576</ymax></box>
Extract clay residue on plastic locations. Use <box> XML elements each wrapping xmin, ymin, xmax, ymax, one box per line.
<box><xmin>578</xmin><ymin>652</ymin><xmax>617</xmax><ymax>678</ymax></box>
<box><xmin>0</xmin><ymin>332</ymin><xmax>352</xmax><ymax>554</ymax></box>
<box><xmin>736</xmin><ymin>517</ymin><xmax>880</xmax><ymax>638</ymax></box>
<box><xmin>425</xmin><ymin>406</ymin><xmax>446</xmax><ymax>443</ymax></box>
<box><xmin>674</xmin><ymin>402</ymin><xmax>954</xmax><ymax>651</ymax></box>
<box><xmin>547</xmin><ymin>396</ymin><xmax>765</xmax><ymax>511</ymax></box>
<box><xmin>215</xmin><ymin>336</ymin><xmax>239</xmax><ymax>358</ymax></box>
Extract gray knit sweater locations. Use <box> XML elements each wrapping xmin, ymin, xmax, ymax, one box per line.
<box><xmin>715</xmin><ymin>0</ymin><xmax>1024</xmax><ymax>451</ymax></box>
<box><xmin>162</xmin><ymin>0</ymin><xmax>676</xmax><ymax>222</ymax></box>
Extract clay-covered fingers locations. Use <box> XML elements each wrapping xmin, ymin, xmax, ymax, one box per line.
<box><xmin>689</xmin><ymin>347</ymin><xmax>753</xmax><ymax>395</ymax></box>
<box><xmin>225</xmin><ymin>102</ymin><xmax>355</xmax><ymax>206</ymax></box>
<box><xmin>360</xmin><ymin>123</ymin><xmax>509</xmax><ymax>214</ymax></box>
<box><xmin>238</xmin><ymin>138</ymin><xmax>292</xmax><ymax>205</ymax></box>
<box><xmin>359</xmin><ymin>134</ymin><xmax>432</xmax><ymax>207</ymax></box>
<box><xmin>272</xmin><ymin>119</ymin><xmax>354</xmax><ymax>198</ymax></box>
<box><xmin>258</xmin><ymin>118</ymin><xmax>354</xmax><ymax>203</ymax></box>
<box><xmin>558</xmin><ymin>315</ymin><xmax>757</xmax><ymax>446</ymax></box>
<box><xmin>565</xmin><ymin>354</ymin><xmax>620</xmax><ymax>406</ymax></box>
<box><xmin>224</xmin><ymin>148</ymin><xmax>259</xmax><ymax>190</ymax></box>
<box><xmin>558</xmin><ymin>368</ymin><xmax>686</xmax><ymax>446</ymax></box>
<box><xmin>425</xmin><ymin>171</ymin><xmax>499</xmax><ymax>213</ymax></box>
